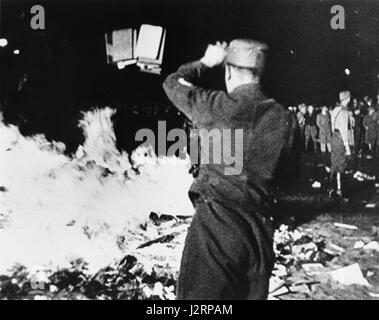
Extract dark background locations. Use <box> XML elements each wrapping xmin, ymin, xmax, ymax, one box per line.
<box><xmin>1</xmin><ymin>0</ymin><xmax>378</xmax><ymax>152</ymax></box>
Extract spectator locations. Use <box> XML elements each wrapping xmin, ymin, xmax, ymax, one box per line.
<box><xmin>363</xmin><ymin>105</ymin><xmax>378</xmax><ymax>157</ymax></box>
<box><xmin>297</xmin><ymin>103</ymin><xmax>307</xmax><ymax>149</ymax></box>
<box><xmin>353</xmin><ymin>107</ymin><xmax>364</xmax><ymax>155</ymax></box>
<box><xmin>304</xmin><ymin>105</ymin><xmax>318</xmax><ymax>152</ymax></box>
<box><xmin>316</xmin><ymin>105</ymin><xmax>332</xmax><ymax>158</ymax></box>
<box><xmin>352</xmin><ymin>98</ymin><xmax>359</xmax><ymax>109</ymax></box>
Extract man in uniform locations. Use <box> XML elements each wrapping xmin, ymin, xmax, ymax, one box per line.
<box><xmin>331</xmin><ymin>91</ymin><xmax>352</xmax><ymax>157</ymax></box>
<box><xmin>330</xmin><ymin>91</ymin><xmax>352</xmax><ymax>196</ymax></box>
<box><xmin>163</xmin><ymin>39</ymin><xmax>298</xmax><ymax>300</ymax></box>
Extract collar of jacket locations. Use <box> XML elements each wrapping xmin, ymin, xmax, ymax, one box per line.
<box><xmin>230</xmin><ymin>82</ymin><xmax>263</xmax><ymax>99</ymax></box>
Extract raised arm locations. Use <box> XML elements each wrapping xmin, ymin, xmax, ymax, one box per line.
<box><xmin>162</xmin><ymin>42</ymin><xmax>229</xmax><ymax>123</ymax></box>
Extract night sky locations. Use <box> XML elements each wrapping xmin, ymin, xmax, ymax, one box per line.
<box><xmin>1</xmin><ymin>0</ymin><xmax>379</xmax><ymax>150</ymax></box>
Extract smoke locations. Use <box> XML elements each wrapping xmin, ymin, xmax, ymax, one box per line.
<box><xmin>0</xmin><ymin>108</ymin><xmax>194</xmax><ymax>274</ymax></box>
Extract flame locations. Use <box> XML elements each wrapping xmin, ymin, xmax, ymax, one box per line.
<box><xmin>0</xmin><ymin>108</ymin><xmax>194</xmax><ymax>274</ymax></box>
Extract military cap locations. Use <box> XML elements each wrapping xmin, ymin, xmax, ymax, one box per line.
<box><xmin>226</xmin><ymin>39</ymin><xmax>268</xmax><ymax>70</ymax></box>
<box><xmin>339</xmin><ymin>90</ymin><xmax>351</xmax><ymax>102</ymax></box>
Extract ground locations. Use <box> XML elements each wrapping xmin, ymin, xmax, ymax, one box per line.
<box><xmin>275</xmin><ymin>211</ymin><xmax>379</xmax><ymax>300</ymax></box>
<box><xmin>270</xmin><ymin>151</ymin><xmax>379</xmax><ymax>300</ymax></box>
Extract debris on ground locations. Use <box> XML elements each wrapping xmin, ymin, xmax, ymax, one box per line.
<box><xmin>302</xmin><ymin>263</ymin><xmax>326</xmax><ymax>276</ymax></box>
<box><xmin>353</xmin><ymin>171</ymin><xmax>376</xmax><ymax>182</ymax></box>
<box><xmin>363</xmin><ymin>241</ymin><xmax>379</xmax><ymax>252</ymax></box>
<box><xmin>334</xmin><ymin>222</ymin><xmax>358</xmax><ymax>230</ymax></box>
<box><xmin>268</xmin><ymin>211</ymin><xmax>379</xmax><ymax>300</ymax></box>
<box><xmin>354</xmin><ymin>241</ymin><xmax>365</xmax><ymax>249</ymax></box>
<box><xmin>0</xmin><ymin>215</ymin><xmax>190</xmax><ymax>300</ymax></box>
<box><xmin>1</xmin><ymin>209</ymin><xmax>378</xmax><ymax>300</ymax></box>
<box><xmin>328</xmin><ymin>243</ymin><xmax>345</xmax><ymax>253</ymax></box>
<box><xmin>329</xmin><ymin>263</ymin><xmax>370</xmax><ymax>287</ymax></box>
<box><xmin>312</xmin><ymin>181</ymin><xmax>321</xmax><ymax>189</ymax></box>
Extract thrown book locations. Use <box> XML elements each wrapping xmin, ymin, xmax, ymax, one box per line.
<box><xmin>105</xmin><ymin>24</ymin><xmax>166</xmax><ymax>74</ymax></box>
<box><xmin>105</xmin><ymin>28</ymin><xmax>137</xmax><ymax>65</ymax></box>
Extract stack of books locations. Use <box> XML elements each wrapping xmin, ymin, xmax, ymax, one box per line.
<box><xmin>105</xmin><ymin>24</ymin><xmax>166</xmax><ymax>75</ymax></box>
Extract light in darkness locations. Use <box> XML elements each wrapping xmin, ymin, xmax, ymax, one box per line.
<box><xmin>0</xmin><ymin>38</ymin><xmax>8</xmax><ymax>47</ymax></box>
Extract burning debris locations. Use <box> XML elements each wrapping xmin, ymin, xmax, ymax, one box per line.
<box><xmin>0</xmin><ymin>212</ymin><xmax>191</xmax><ymax>300</ymax></box>
<box><xmin>0</xmin><ymin>108</ymin><xmax>193</xmax><ymax>276</ymax></box>
<box><xmin>75</xmin><ymin>107</ymin><xmax>132</xmax><ymax>177</ymax></box>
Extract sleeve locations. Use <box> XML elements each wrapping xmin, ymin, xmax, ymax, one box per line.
<box><xmin>162</xmin><ymin>61</ymin><xmax>230</xmax><ymax>122</ymax></box>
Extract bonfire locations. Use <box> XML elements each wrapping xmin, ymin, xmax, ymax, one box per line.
<box><xmin>0</xmin><ymin>108</ymin><xmax>193</xmax><ymax>278</ymax></box>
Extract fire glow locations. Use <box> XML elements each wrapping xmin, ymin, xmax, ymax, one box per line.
<box><xmin>0</xmin><ymin>109</ymin><xmax>194</xmax><ymax>274</ymax></box>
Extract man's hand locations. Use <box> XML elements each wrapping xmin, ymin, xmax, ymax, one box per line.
<box><xmin>200</xmin><ymin>41</ymin><xmax>227</xmax><ymax>68</ymax></box>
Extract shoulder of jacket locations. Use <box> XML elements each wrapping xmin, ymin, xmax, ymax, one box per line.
<box><xmin>260</xmin><ymin>98</ymin><xmax>285</xmax><ymax>112</ymax></box>
<box><xmin>267</xmin><ymin>100</ymin><xmax>295</xmax><ymax>124</ymax></box>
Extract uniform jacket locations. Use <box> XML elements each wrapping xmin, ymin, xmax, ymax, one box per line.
<box><xmin>331</xmin><ymin>105</ymin><xmax>350</xmax><ymax>148</ymax></box>
<box><xmin>163</xmin><ymin>61</ymin><xmax>299</xmax><ymax>210</ymax></box>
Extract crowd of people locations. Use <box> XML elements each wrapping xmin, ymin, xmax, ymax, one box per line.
<box><xmin>289</xmin><ymin>93</ymin><xmax>379</xmax><ymax>157</ymax></box>
<box><xmin>288</xmin><ymin>91</ymin><xmax>379</xmax><ymax>196</ymax></box>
